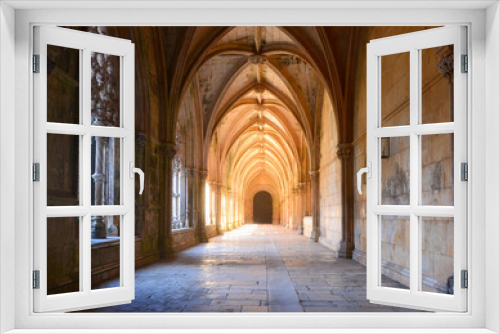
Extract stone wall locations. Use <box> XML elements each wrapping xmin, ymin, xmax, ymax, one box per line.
<box><xmin>205</xmin><ymin>224</ymin><xmax>218</xmax><ymax>239</ymax></box>
<box><xmin>352</xmin><ymin>26</ymin><xmax>454</xmax><ymax>293</ymax></box>
<box><xmin>172</xmin><ymin>229</ymin><xmax>197</xmax><ymax>252</ymax></box>
<box><xmin>47</xmin><ymin>27</ymin><xmax>200</xmax><ymax>293</ymax></box>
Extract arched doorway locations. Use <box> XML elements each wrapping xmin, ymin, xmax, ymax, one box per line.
<box><xmin>253</xmin><ymin>191</ymin><xmax>273</xmax><ymax>224</ymax></box>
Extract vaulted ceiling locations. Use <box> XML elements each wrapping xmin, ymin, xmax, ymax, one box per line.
<box><xmin>172</xmin><ymin>26</ymin><xmax>354</xmax><ymax>204</ymax></box>
<box><xmin>82</xmin><ymin>25</ymin><xmax>359</xmax><ymax>206</ymax></box>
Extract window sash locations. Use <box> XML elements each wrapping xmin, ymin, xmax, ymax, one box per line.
<box><xmin>366</xmin><ymin>26</ymin><xmax>467</xmax><ymax>312</ymax></box>
<box><xmin>32</xmin><ymin>26</ymin><xmax>136</xmax><ymax>313</ymax></box>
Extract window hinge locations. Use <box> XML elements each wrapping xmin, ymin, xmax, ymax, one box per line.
<box><xmin>461</xmin><ymin>270</ymin><xmax>468</xmax><ymax>289</ymax></box>
<box><xmin>461</xmin><ymin>162</ymin><xmax>468</xmax><ymax>181</ymax></box>
<box><xmin>461</xmin><ymin>54</ymin><xmax>468</xmax><ymax>73</ymax></box>
<box><xmin>33</xmin><ymin>270</ymin><xmax>40</xmax><ymax>289</ymax></box>
<box><xmin>33</xmin><ymin>54</ymin><xmax>40</xmax><ymax>73</ymax></box>
<box><xmin>33</xmin><ymin>163</ymin><xmax>40</xmax><ymax>182</ymax></box>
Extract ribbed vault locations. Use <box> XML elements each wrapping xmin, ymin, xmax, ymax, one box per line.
<box><xmin>88</xmin><ymin>25</ymin><xmax>356</xmax><ymax>243</ymax></box>
<box><xmin>176</xmin><ymin>26</ymin><xmax>322</xmax><ymax>228</ymax></box>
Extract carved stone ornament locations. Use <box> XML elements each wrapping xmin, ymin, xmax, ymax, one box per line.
<box><xmin>199</xmin><ymin>170</ymin><xmax>209</xmax><ymax>180</ymax></box>
<box><xmin>248</xmin><ymin>55</ymin><xmax>268</xmax><ymax>65</ymax></box>
<box><xmin>438</xmin><ymin>53</ymin><xmax>454</xmax><ymax>79</ymax></box>
<box><xmin>161</xmin><ymin>143</ymin><xmax>177</xmax><ymax>159</ymax></box>
<box><xmin>337</xmin><ymin>143</ymin><xmax>352</xmax><ymax>160</ymax></box>
<box><xmin>253</xmin><ymin>85</ymin><xmax>266</xmax><ymax>95</ymax></box>
<box><xmin>136</xmin><ymin>133</ymin><xmax>147</xmax><ymax>148</ymax></box>
<box><xmin>309</xmin><ymin>170</ymin><xmax>319</xmax><ymax>179</ymax></box>
<box><xmin>255</xmin><ymin>105</ymin><xmax>266</xmax><ymax>112</ymax></box>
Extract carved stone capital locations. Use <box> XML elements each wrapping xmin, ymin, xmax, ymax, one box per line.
<box><xmin>208</xmin><ymin>180</ymin><xmax>222</xmax><ymax>186</ymax></box>
<box><xmin>135</xmin><ymin>132</ymin><xmax>147</xmax><ymax>148</ymax></box>
<box><xmin>92</xmin><ymin>173</ymin><xmax>106</xmax><ymax>181</ymax></box>
<box><xmin>337</xmin><ymin>143</ymin><xmax>352</xmax><ymax>160</ymax></box>
<box><xmin>88</xmin><ymin>26</ymin><xmax>107</xmax><ymax>35</ymax></box>
<box><xmin>438</xmin><ymin>53</ymin><xmax>454</xmax><ymax>79</ymax></box>
<box><xmin>95</xmin><ymin>136</ymin><xmax>108</xmax><ymax>145</ymax></box>
<box><xmin>184</xmin><ymin>167</ymin><xmax>197</xmax><ymax>177</ymax></box>
<box><xmin>248</xmin><ymin>55</ymin><xmax>268</xmax><ymax>65</ymax></box>
<box><xmin>436</xmin><ymin>45</ymin><xmax>454</xmax><ymax>80</ymax></box>
<box><xmin>160</xmin><ymin>143</ymin><xmax>177</xmax><ymax>159</ymax></box>
<box><xmin>309</xmin><ymin>170</ymin><xmax>319</xmax><ymax>179</ymax></box>
<box><xmin>199</xmin><ymin>170</ymin><xmax>208</xmax><ymax>181</ymax></box>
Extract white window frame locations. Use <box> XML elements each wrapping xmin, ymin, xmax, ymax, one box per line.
<box><xmin>1</xmin><ymin>2</ymin><xmax>498</xmax><ymax>333</ymax></box>
<box><xmin>32</xmin><ymin>26</ymin><xmax>136</xmax><ymax>313</ymax></box>
<box><xmin>365</xmin><ymin>26</ymin><xmax>467</xmax><ymax>312</ymax></box>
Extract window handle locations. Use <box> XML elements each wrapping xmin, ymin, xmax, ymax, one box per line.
<box><xmin>129</xmin><ymin>161</ymin><xmax>144</xmax><ymax>195</ymax></box>
<box><xmin>357</xmin><ymin>162</ymin><xmax>371</xmax><ymax>195</ymax></box>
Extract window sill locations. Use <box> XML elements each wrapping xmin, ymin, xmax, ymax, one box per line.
<box><xmin>90</xmin><ymin>237</ymin><xmax>120</xmax><ymax>248</ymax></box>
<box><xmin>172</xmin><ymin>227</ymin><xmax>195</xmax><ymax>234</ymax></box>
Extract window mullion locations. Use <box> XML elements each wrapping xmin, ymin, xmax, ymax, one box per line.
<box><xmin>409</xmin><ymin>48</ymin><xmax>420</xmax><ymax>294</ymax></box>
<box><xmin>82</xmin><ymin>47</ymin><xmax>92</xmax><ymax>294</ymax></box>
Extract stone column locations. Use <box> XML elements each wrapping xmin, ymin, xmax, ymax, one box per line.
<box><xmin>184</xmin><ymin>168</ymin><xmax>197</xmax><ymax>228</ymax></box>
<box><xmin>215</xmin><ymin>183</ymin><xmax>222</xmax><ymax>234</ymax></box>
<box><xmin>90</xmin><ymin>35</ymin><xmax>119</xmax><ymax>239</ymax></box>
<box><xmin>229</xmin><ymin>189</ymin><xmax>234</xmax><ymax>229</ymax></box>
<box><xmin>207</xmin><ymin>182</ymin><xmax>212</xmax><ymax>225</ymax></box>
<box><xmin>91</xmin><ymin>137</ymin><xmax>108</xmax><ymax>239</ymax></box>
<box><xmin>197</xmin><ymin>170</ymin><xmax>209</xmax><ymax>242</ymax></box>
<box><xmin>159</xmin><ymin>144</ymin><xmax>176</xmax><ymax>259</ymax></box>
<box><xmin>337</xmin><ymin>143</ymin><xmax>355</xmax><ymax>259</ymax></box>
<box><xmin>297</xmin><ymin>183</ymin><xmax>305</xmax><ymax>234</ymax></box>
<box><xmin>310</xmin><ymin>170</ymin><xmax>320</xmax><ymax>242</ymax></box>
<box><xmin>292</xmin><ymin>188</ymin><xmax>299</xmax><ymax>230</ymax></box>
<box><xmin>234</xmin><ymin>192</ymin><xmax>237</xmax><ymax>226</ymax></box>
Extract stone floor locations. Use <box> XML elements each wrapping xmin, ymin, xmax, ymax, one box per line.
<box><xmin>85</xmin><ymin>224</ymin><xmax>416</xmax><ymax>313</ymax></box>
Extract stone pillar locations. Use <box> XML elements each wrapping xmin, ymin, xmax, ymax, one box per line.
<box><xmin>197</xmin><ymin>170</ymin><xmax>209</xmax><ymax>242</ymax></box>
<box><xmin>234</xmin><ymin>195</ymin><xmax>238</xmax><ymax>227</ymax></box>
<box><xmin>292</xmin><ymin>188</ymin><xmax>299</xmax><ymax>230</ymax></box>
<box><xmin>215</xmin><ymin>183</ymin><xmax>222</xmax><ymax>234</ymax></box>
<box><xmin>337</xmin><ymin>143</ymin><xmax>355</xmax><ymax>259</ymax></box>
<box><xmin>91</xmin><ymin>137</ymin><xmax>108</xmax><ymax>239</ymax></box>
<box><xmin>185</xmin><ymin>168</ymin><xmax>197</xmax><ymax>228</ymax></box>
<box><xmin>159</xmin><ymin>144</ymin><xmax>176</xmax><ymax>259</ymax></box>
<box><xmin>298</xmin><ymin>183</ymin><xmax>305</xmax><ymax>234</ymax></box>
<box><xmin>310</xmin><ymin>170</ymin><xmax>320</xmax><ymax>242</ymax></box>
<box><xmin>207</xmin><ymin>182</ymin><xmax>212</xmax><ymax>225</ymax></box>
<box><xmin>90</xmin><ymin>34</ymin><xmax>119</xmax><ymax>239</ymax></box>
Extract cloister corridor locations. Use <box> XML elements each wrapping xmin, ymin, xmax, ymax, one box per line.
<box><xmin>46</xmin><ymin>25</ymin><xmax>455</xmax><ymax>312</ymax></box>
<box><xmin>86</xmin><ymin>224</ymin><xmax>413</xmax><ymax>313</ymax></box>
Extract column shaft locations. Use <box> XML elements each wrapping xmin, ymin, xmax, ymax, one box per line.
<box><xmin>215</xmin><ymin>184</ymin><xmax>222</xmax><ymax>234</ymax></box>
<box><xmin>310</xmin><ymin>170</ymin><xmax>320</xmax><ymax>242</ymax></box>
<box><xmin>91</xmin><ymin>137</ymin><xmax>108</xmax><ymax>238</ymax></box>
<box><xmin>197</xmin><ymin>170</ymin><xmax>209</xmax><ymax>242</ymax></box>
<box><xmin>338</xmin><ymin>143</ymin><xmax>355</xmax><ymax>258</ymax></box>
<box><xmin>159</xmin><ymin>144</ymin><xmax>176</xmax><ymax>259</ymax></box>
